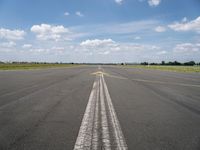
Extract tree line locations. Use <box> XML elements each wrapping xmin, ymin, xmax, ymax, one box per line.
<box><xmin>140</xmin><ymin>61</ymin><xmax>200</xmax><ymax>66</ymax></box>
<box><xmin>0</xmin><ymin>61</ymin><xmax>200</xmax><ymax>66</ymax></box>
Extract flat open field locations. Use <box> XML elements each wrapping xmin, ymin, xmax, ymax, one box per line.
<box><xmin>121</xmin><ymin>65</ymin><xmax>200</xmax><ymax>73</ymax></box>
<box><xmin>0</xmin><ymin>63</ymin><xmax>79</xmax><ymax>70</ymax></box>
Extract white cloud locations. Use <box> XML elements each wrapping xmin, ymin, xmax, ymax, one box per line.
<box><xmin>0</xmin><ymin>28</ymin><xmax>26</xmax><ymax>40</ymax></box>
<box><xmin>99</xmin><ymin>51</ymin><xmax>110</xmax><ymax>55</ymax></box>
<box><xmin>79</xmin><ymin>38</ymin><xmax>163</xmax><ymax>58</ymax></box>
<box><xmin>76</xmin><ymin>11</ymin><xmax>84</xmax><ymax>17</ymax></box>
<box><xmin>51</xmin><ymin>47</ymin><xmax>65</xmax><ymax>54</ymax></box>
<box><xmin>64</xmin><ymin>12</ymin><xmax>70</xmax><ymax>16</ymax></box>
<box><xmin>31</xmin><ymin>24</ymin><xmax>71</xmax><ymax>41</ymax></box>
<box><xmin>115</xmin><ymin>0</ymin><xmax>124</xmax><ymax>5</ymax></box>
<box><xmin>134</xmin><ymin>36</ymin><xmax>141</xmax><ymax>40</ymax></box>
<box><xmin>0</xmin><ymin>41</ymin><xmax>16</xmax><ymax>48</ymax></box>
<box><xmin>182</xmin><ymin>17</ymin><xmax>187</xmax><ymax>22</ymax></box>
<box><xmin>148</xmin><ymin>0</ymin><xmax>161</xmax><ymax>7</ymax></box>
<box><xmin>150</xmin><ymin>45</ymin><xmax>160</xmax><ymax>50</ymax></box>
<box><xmin>169</xmin><ymin>16</ymin><xmax>200</xmax><ymax>33</ymax></box>
<box><xmin>30</xmin><ymin>48</ymin><xmax>50</xmax><ymax>53</ymax></box>
<box><xmin>80</xmin><ymin>39</ymin><xmax>119</xmax><ymax>55</ymax></box>
<box><xmin>51</xmin><ymin>46</ymin><xmax>65</xmax><ymax>51</ymax></box>
<box><xmin>22</xmin><ymin>44</ymin><xmax>32</xmax><ymax>48</ymax></box>
<box><xmin>154</xmin><ymin>26</ymin><xmax>166</xmax><ymax>32</ymax></box>
<box><xmin>85</xmin><ymin>20</ymin><xmax>159</xmax><ymax>35</ymax></box>
<box><xmin>80</xmin><ymin>39</ymin><xmax>116</xmax><ymax>47</ymax></box>
<box><xmin>173</xmin><ymin>43</ymin><xmax>200</xmax><ymax>53</ymax></box>
<box><xmin>156</xmin><ymin>50</ymin><xmax>167</xmax><ymax>55</ymax></box>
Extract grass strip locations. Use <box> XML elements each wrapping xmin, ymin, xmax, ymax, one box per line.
<box><xmin>120</xmin><ymin>65</ymin><xmax>200</xmax><ymax>73</ymax></box>
<box><xmin>0</xmin><ymin>63</ymin><xmax>79</xmax><ymax>70</ymax></box>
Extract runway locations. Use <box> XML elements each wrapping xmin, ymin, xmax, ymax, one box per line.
<box><xmin>0</xmin><ymin>66</ymin><xmax>200</xmax><ymax>150</ymax></box>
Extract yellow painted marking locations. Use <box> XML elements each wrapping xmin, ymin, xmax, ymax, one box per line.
<box><xmin>91</xmin><ymin>71</ymin><xmax>126</xmax><ymax>80</ymax></box>
<box><xmin>91</xmin><ymin>71</ymin><xmax>109</xmax><ymax>76</ymax></box>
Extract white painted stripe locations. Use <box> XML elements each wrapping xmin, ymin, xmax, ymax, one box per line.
<box><xmin>102</xmin><ymin>74</ymin><xmax>128</xmax><ymax>149</ymax></box>
<box><xmin>92</xmin><ymin>78</ymin><xmax>100</xmax><ymax>150</ymax></box>
<box><xmin>100</xmin><ymin>74</ymin><xmax>111</xmax><ymax>150</ymax></box>
<box><xmin>74</xmin><ymin>72</ymin><xmax>128</xmax><ymax>150</ymax></box>
<box><xmin>74</xmin><ymin>77</ymin><xmax>98</xmax><ymax>149</ymax></box>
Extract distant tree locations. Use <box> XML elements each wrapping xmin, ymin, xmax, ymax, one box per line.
<box><xmin>150</xmin><ymin>63</ymin><xmax>158</xmax><ymax>65</ymax></box>
<box><xmin>141</xmin><ymin>62</ymin><xmax>148</xmax><ymax>65</ymax></box>
<box><xmin>174</xmin><ymin>61</ymin><xmax>181</xmax><ymax>65</ymax></box>
<box><xmin>184</xmin><ymin>61</ymin><xmax>195</xmax><ymax>66</ymax></box>
<box><xmin>166</xmin><ymin>61</ymin><xmax>181</xmax><ymax>65</ymax></box>
<box><xmin>161</xmin><ymin>61</ymin><xmax>165</xmax><ymax>65</ymax></box>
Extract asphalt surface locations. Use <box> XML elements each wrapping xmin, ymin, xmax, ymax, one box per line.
<box><xmin>0</xmin><ymin>66</ymin><xmax>200</xmax><ymax>150</ymax></box>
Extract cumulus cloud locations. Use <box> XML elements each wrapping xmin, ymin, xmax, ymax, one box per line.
<box><xmin>99</xmin><ymin>51</ymin><xmax>110</xmax><ymax>55</ymax></box>
<box><xmin>80</xmin><ymin>39</ymin><xmax>116</xmax><ymax>47</ymax></box>
<box><xmin>148</xmin><ymin>0</ymin><xmax>161</xmax><ymax>7</ymax></box>
<box><xmin>173</xmin><ymin>43</ymin><xmax>200</xmax><ymax>53</ymax></box>
<box><xmin>0</xmin><ymin>28</ymin><xmax>26</xmax><ymax>40</ymax></box>
<box><xmin>156</xmin><ymin>50</ymin><xmax>167</xmax><ymax>55</ymax></box>
<box><xmin>115</xmin><ymin>0</ymin><xmax>124</xmax><ymax>5</ymax></box>
<box><xmin>51</xmin><ymin>46</ymin><xmax>65</xmax><ymax>50</ymax></box>
<box><xmin>22</xmin><ymin>44</ymin><xmax>32</xmax><ymax>48</ymax></box>
<box><xmin>79</xmin><ymin>38</ymin><xmax>162</xmax><ymax>57</ymax></box>
<box><xmin>80</xmin><ymin>39</ymin><xmax>119</xmax><ymax>55</ymax></box>
<box><xmin>134</xmin><ymin>36</ymin><xmax>141</xmax><ymax>40</ymax></box>
<box><xmin>76</xmin><ymin>11</ymin><xmax>84</xmax><ymax>17</ymax></box>
<box><xmin>168</xmin><ymin>16</ymin><xmax>200</xmax><ymax>33</ymax></box>
<box><xmin>154</xmin><ymin>26</ymin><xmax>166</xmax><ymax>32</ymax></box>
<box><xmin>0</xmin><ymin>41</ymin><xmax>16</xmax><ymax>48</ymax></box>
<box><xmin>182</xmin><ymin>17</ymin><xmax>187</xmax><ymax>22</ymax></box>
<box><xmin>30</xmin><ymin>48</ymin><xmax>50</xmax><ymax>53</ymax></box>
<box><xmin>31</xmin><ymin>24</ymin><xmax>71</xmax><ymax>41</ymax></box>
<box><xmin>64</xmin><ymin>12</ymin><xmax>70</xmax><ymax>16</ymax></box>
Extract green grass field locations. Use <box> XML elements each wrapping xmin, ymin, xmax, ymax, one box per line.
<box><xmin>121</xmin><ymin>65</ymin><xmax>200</xmax><ymax>73</ymax></box>
<box><xmin>0</xmin><ymin>63</ymin><xmax>79</xmax><ymax>70</ymax></box>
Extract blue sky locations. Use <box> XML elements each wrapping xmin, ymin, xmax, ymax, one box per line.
<box><xmin>0</xmin><ymin>0</ymin><xmax>200</xmax><ymax>63</ymax></box>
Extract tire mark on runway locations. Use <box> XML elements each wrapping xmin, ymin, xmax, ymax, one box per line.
<box><xmin>7</xmin><ymin>93</ymin><xmax>67</xmax><ymax>149</ymax></box>
<box><xmin>6</xmin><ymin>82</ymin><xmax>84</xmax><ymax>150</ymax></box>
<box><xmin>125</xmin><ymin>77</ymin><xmax>200</xmax><ymax>116</ymax></box>
<box><xmin>146</xmin><ymin>84</ymin><xmax>200</xmax><ymax>116</ymax></box>
<box><xmin>0</xmin><ymin>70</ymin><xmax>85</xmax><ymax>110</ymax></box>
<box><xmin>102</xmin><ymin>68</ymin><xmax>200</xmax><ymax>116</ymax></box>
<box><xmin>104</xmin><ymin>68</ymin><xmax>200</xmax><ymax>88</ymax></box>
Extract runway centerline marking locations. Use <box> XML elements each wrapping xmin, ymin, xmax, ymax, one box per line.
<box><xmin>74</xmin><ymin>71</ymin><xmax>127</xmax><ymax>150</ymax></box>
